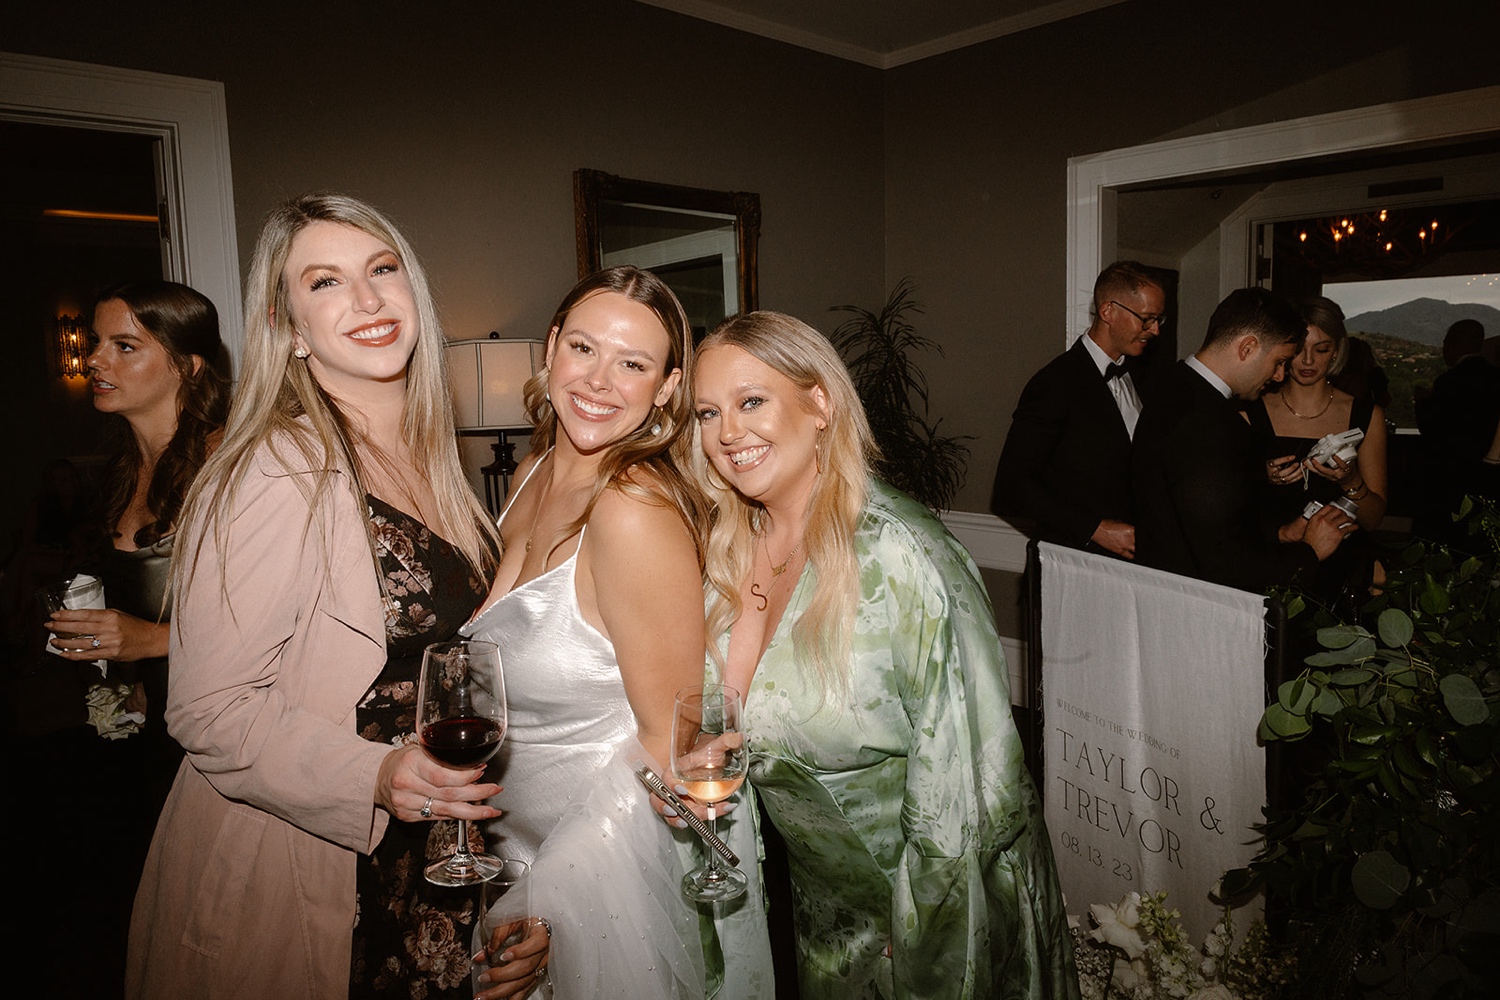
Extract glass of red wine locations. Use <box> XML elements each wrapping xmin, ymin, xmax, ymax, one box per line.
<box><xmin>417</xmin><ymin>639</ymin><xmax>507</xmax><ymax>886</ymax></box>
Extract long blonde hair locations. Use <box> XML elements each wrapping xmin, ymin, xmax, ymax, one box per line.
<box><xmin>694</xmin><ymin>311</ymin><xmax>879</xmax><ymax>697</ymax></box>
<box><xmin>177</xmin><ymin>192</ymin><xmax>498</xmax><ymax>593</ymax></box>
<box><xmin>523</xmin><ymin>266</ymin><xmax>709</xmax><ymax>559</ymax></box>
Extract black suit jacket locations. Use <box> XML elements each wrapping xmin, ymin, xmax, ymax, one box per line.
<box><xmin>992</xmin><ymin>337</ymin><xmax>1135</xmax><ymax>552</ymax></box>
<box><xmin>1131</xmin><ymin>361</ymin><xmax>1318</xmax><ymax>592</ymax></box>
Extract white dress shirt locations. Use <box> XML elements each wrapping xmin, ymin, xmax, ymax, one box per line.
<box><xmin>1082</xmin><ymin>334</ymin><xmax>1143</xmax><ymax>438</ymax></box>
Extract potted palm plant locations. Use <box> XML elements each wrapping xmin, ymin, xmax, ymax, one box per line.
<box><xmin>830</xmin><ymin>279</ymin><xmax>970</xmax><ymax>511</ymax></box>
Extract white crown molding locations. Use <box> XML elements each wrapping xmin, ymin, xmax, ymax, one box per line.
<box><xmin>882</xmin><ymin>0</ymin><xmax>1128</xmax><ymax>68</ymax></box>
<box><xmin>633</xmin><ymin>0</ymin><xmax>1127</xmax><ymax>69</ymax></box>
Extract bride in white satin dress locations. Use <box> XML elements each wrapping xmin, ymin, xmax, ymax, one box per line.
<box><xmin>463</xmin><ymin>267</ymin><xmax>771</xmax><ymax>1000</ymax></box>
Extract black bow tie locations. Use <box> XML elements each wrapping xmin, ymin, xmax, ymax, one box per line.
<box><xmin>1104</xmin><ymin>361</ymin><xmax>1127</xmax><ymax>381</ymax></box>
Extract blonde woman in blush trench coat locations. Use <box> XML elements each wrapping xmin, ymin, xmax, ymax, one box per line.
<box><xmin>126</xmin><ymin>439</ymin><xmax>393</xmax><ymax>999</ymax></box>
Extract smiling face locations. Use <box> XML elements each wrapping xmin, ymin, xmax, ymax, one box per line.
<box><xmin>87</xmin><ymin>298</ymin><xmax>185</xmax><ymax>425</ymax></box>
<box><xmin>693</xmin><ymin>344</ymin><xmax>829</xmax><ymax>511</ymax></box>
<box><xmin>1290</xmin><ymin>324</ymin><xmax>1338</xmax><ymax>386</ymax></box>
<box><xmin>283</xmin><ymin>220</ymin><xmax>418</xmax><ymax>401</ymax></box>
<box><xmin>544</xmin><ymin>290</ymin><xmax>681</xmax><ymax>456</ymax></box>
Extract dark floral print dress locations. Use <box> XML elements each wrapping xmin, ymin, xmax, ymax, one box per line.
<box><xmin>349</xmin><ymin>496</ymin><xmax>490</xmax><ymax>1000</ymax></box>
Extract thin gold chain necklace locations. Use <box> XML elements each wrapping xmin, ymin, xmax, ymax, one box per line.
<box><xmin>1281</xmin><ymin>388</ymin><xmax>1334</xmax><ymax>419</ymax></box>
<box><xmin>768</xmin><ymin>537</ymin><xmax>802</xmax><ymax>576</ymax></box>
<box><xmin>750</xmin><ymin>535</ymin><xmax>802</xmax><ymax>611</ymax></box>
<box><xmin>523</xmin><ymin>459</ymin><xmax>557</xmax><ymax>554</ymax></box>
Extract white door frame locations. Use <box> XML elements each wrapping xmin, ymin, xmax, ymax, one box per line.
<box><xmin>1</xmin><ymin>51</ymin><xmax>243</xmax><ymax>370</ymax></box>
<box><xmin>1066</xmin><ymin>85</ymin><xmax>1500</xmax><ymax>349</ymax></box>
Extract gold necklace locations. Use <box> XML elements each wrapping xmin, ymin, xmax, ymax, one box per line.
<box><xmin>1281</xmin><ymin>389</ymin><xmax>1334</xmax><ymax>419</ymax></box>
<box><xmin>768</xmin><ymin>539</ymin><xmax>802</xmax><ymax>576</ymax></box>
<box><xmin>750</xmin><ymin>536</ymin><xmax>803</xmax><ymax>611</ymax></box>
<box><xmin>523</xmin><ymin>459</ymin><xmax>557</xmax><ymax>554</ymax></box>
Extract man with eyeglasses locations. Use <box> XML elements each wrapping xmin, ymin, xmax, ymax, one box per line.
<box><xmin>992</xmin><ymin>260</ymin><xmax>1164</xmax><ymax>559</ymax></box>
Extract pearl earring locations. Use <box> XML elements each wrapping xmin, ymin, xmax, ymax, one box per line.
<box><xmin>293</xmin><ymin>347</ymin><xmax>309</xmax><ymax>359</ymax></box>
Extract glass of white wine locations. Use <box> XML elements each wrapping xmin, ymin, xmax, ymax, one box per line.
<box><xmin>670</xmin><ymin>683</ymin><xmax>748</xmax><ymax>902</ymax></box>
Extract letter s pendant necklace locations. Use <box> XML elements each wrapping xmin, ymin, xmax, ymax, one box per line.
<box><xmin>750</xmin><ymin>536</ymin><xmax>802</xmax><ymax>612</ymax></box>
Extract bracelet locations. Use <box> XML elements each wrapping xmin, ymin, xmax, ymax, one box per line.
<box><xmin>1342</xmin><ymin>483</ymin><xmax>1369</xmax><ymax>500</ymax></box>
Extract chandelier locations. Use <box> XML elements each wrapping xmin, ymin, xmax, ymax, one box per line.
<box><xmin>1283</xmin><ymin>205</ymin><xmax>1467</xmax><ymax>280</ymax></box>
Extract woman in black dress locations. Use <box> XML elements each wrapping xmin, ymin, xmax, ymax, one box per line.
<box><xmin>1247</xmin><ymin>295</ymin><xmax>1388</xmax><ymax>602</ymax></box>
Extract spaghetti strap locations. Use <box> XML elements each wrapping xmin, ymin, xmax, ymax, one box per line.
<box><xmin>496</xmin><ymin>447</ymin><xmax>554</xmax><ymax>528</ymax></box>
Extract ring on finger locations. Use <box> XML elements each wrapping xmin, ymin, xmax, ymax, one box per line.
<box><xmin>420</xmin><ymin>797</ymin><xmax>434</xmax><ymax>819</ymax></box>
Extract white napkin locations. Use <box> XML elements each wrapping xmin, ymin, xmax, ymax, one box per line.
<box><xmin>45</xmin><ymin>572</ymin><xmax>108</xmax><ymax>675</ymax></box>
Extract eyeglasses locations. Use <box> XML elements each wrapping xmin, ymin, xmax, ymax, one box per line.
<box><xmin>1109</xmin><ymin>300</ymin><xmax>1166</xmax><ymax>330</ymax></box>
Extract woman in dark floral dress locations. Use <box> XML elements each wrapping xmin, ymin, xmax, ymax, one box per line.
<box><xmin>350</xmin><ymin>497</ymin><xmax>493</xmax><ymax>998</ymax></box>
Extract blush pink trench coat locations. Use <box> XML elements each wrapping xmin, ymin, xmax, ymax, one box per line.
<box><xmin>127</xmin><ymin>433</ymin><xmax>394</xmax><ymax>1000</ymax></box>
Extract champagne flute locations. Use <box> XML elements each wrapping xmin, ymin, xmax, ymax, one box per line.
<box><xmin>671</xmin><ymin>683</ymin><xmax>748</xmax><ymax>902</ymax></box>
<box><xmin>417</xmin><ymin>639</ymin><xmax>507</xmax><ymax>886</ymax></box>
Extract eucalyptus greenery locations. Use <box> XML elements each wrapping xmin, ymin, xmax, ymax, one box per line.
<box><xmin>1223</xmin><ymin>498</ymin><xmax>1500</xmax><ymax>999</ymax></box>
<box><xmin>830</xmin><ymin>279</ymin><xmax>970</xmax><ymax>511</ymax></box>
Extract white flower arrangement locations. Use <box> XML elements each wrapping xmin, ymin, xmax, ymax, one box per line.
<box><xmin>1072</xmin><ymin>891</ymin><xmax>1295</xmax><ymax>1000</ymax></box>
<box><xmin>85</xmin><ymin>681</ymin><xmax>144</xmax><ymax>740</ymax></box>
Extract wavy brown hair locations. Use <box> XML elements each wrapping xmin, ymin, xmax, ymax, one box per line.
<box><xmin>93</xmin><ymin>281</ymin><xmax>230</xmax><ymax>547</ymax></box>
<box><xmin>522</xmin><ymin>266</ymin><xmax>709</xmax><ymax>561</ymax></box>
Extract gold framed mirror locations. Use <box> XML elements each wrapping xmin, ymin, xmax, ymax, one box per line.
<box><xmin>573</xmin><ymin>169</ymin><xmax>761</xmax><ymax>339</ymax></box>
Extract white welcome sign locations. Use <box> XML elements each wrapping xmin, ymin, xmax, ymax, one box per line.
<box><xmin>1039</xmin><ymin>543</ymin><xmax>1266</xmax><ymax>941</ymax></box>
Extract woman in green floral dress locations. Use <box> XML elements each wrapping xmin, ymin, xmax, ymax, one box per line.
<box><xmin>686</xmin><ymin>311</ymin><xmax>1079</xmax><ymax>1000</ymax></box>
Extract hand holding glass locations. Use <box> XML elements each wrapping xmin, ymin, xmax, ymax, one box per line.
<box><xmin>671</xmin><ymin>683</ymin><xmax>748</xmax><ymax>902</ymax></box>
<box><xmin>476</xmin><ymin>859</ymin><xmax>543</xmax><ymax>993</ymax></box>
<box><xmin>417</xmin><ymin>639</ymin><xmax>507</xmax><ymax>886</ymax></box>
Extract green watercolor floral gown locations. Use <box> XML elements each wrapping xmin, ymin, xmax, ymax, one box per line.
<box><xmin>734</xmin><ymin>480</ymin><xmax>1079</xmax><ymax>999</ymax></box>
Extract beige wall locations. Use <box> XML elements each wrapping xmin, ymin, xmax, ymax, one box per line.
<box><xmin>2</xmin><ymin>0</ymin><xmax>886</xmax><ymax>355</ymax></box>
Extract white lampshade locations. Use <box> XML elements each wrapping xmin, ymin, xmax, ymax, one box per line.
<box><xmin>446</xmin><ymin>337</ymin><xmax>545</xmax><ymax>430</ymax></box>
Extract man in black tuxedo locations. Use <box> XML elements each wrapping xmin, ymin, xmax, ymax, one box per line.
<box><xmin>1132</xmin><ymin>287</ymin><xmax>1352</xmax><ymax>592</ymax></box>
<box><xmin>1415</xmin><ymin>319</ymin><xmax>1500</xmax><ymax>545</ymax></box>
<box><xmin>991</xmin><ymin>261</ymin><xmax>1164</xmax><ymax>559</ymax></box>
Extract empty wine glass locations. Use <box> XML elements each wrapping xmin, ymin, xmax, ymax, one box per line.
<box><xmin>478</xmin><ymin>859</ymin><xmax>532</xmax><ymax>977</ymax></box>
<box><xmin>671</xmin><ymin>683</ymin><xmax>748</xmax><ymax>902</ymax></box>
<box><xmin>417</xmin><ymin>639</ymin><xmax>507</xmax><ymax>886</ymax></box>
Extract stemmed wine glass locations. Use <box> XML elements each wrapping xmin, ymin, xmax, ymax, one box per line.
<box><xmin>671</xmin><ymin>683</ymin><xmax>748</xmax><ymax>902</ymax></box>
<box><xmin>417</xmin><ymin>639</ymin><xmax>507</xmax><ymax>886</ymax></box>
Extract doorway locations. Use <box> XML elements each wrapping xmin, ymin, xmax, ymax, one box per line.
<box><xmin>0</xmin><ymin>120</ymin><xmax>165</xmax><ymax>549</ymax></box>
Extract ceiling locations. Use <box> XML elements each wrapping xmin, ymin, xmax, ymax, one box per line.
<box><xmin>633</xmin><ymin>0</ymin><xmax>1128</xmax><ymax>68</ymax></box>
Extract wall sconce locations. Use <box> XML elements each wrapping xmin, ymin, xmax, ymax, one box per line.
<box><xmin>57</xmin><ymin>313</ymin><xmax>89</xmax><ymax>377</ymax></box>
<box><xmin>446</xmin><ymin>334</ymin><xmax>545</xmax><ymax>512</ymax></box>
